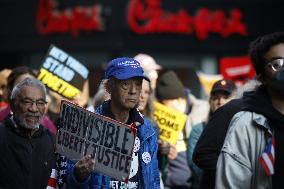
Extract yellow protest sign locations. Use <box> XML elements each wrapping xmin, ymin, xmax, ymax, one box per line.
<box><xmin>153</xmin><ymin>102</ymin><xmax>187</xmax><ymax>145</ymax></box>
<box><xmin>38</xmin><ymin>45</ymin><xmax>89</xmax><ymax>99</ymax></box>
<box><xmin>38</xmin><ymin>68</ymin><xmax>81</xmax><ymax>99</ymax></box>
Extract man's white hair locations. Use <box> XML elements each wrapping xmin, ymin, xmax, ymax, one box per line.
<box><xmin>10</xmin><ymin>78</ymin><xmax>46</xmax><ymax>101</ymax></box>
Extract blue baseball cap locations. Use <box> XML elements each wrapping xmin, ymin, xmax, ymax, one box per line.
<box><xmin>105</xmin><ymin>57</ymin><xmax>150</xmax><ymax>81</ymax></box>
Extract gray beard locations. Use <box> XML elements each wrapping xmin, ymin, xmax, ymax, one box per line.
<box><xmin>20</xmin><ymin>121</ymin><xmax>40</xmax><ymax>130</ymax></box>
<box><xmin>12</xmin><ymin>114</ymin><xmax>41</xmax><ymax>130</ymax></box>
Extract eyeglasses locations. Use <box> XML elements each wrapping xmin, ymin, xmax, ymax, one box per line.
<box><xmin>266</xmin><ymin>58</ymin><xmax>284</xmax><ymax>72</ymax></box>
<box><xmin>20</xmin><ymin>98</ymin><xmax>47</xmax><ymax>108</ymax></box>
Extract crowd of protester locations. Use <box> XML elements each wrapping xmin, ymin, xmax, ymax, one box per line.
<box><xmin>0</xmin><ymin>31</ymin><xmax>283</xmax><ymax>189</ymax></box>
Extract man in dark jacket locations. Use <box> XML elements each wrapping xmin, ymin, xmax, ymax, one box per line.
<box><xmin>193</xmin><ymin>98</ymin><xmax>245</xmax><ymax>189</ymax></box>
<box><xmin>196</xmin><ymin>32</ymin><xmax>284</xmax><ymax>188</ymax></box>
<box><xmin>0</xmin><ymin>78</ymin><xmax>56</xmax><ymax>189</ymax></box>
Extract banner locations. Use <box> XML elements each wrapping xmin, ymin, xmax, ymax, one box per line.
<box><xmin>153</xmin><ymin>102</ymin><xmax>187</xmax><ymax>145</ymax></box>
<box><xmin>37</xmin><ymin>45</ymin><xmax>89</xmax><ymax>99</ymax></box>
<box><xmin>220</xmin><ymin>56</ymin><xmax>256</xmax><ymax>85</ymax></box>
<box><xmin>56</xmin><ymin>100</ymin><xmax>136</xmax><ymax>181</ymax></box>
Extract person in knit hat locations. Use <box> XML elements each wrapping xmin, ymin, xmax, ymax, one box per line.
<box><xmin>156</xmin><ymin>70</ymin><xmax>209</xmax><ymax>189</ymax></box>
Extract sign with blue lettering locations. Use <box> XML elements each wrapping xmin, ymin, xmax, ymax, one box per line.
<box><xmin>56</xmin><ymin>100</ymin><xmax>136</xmax><ymax>182</ymax></box>
<box><xmin>37</xmin><ymin>45</ymin><xmax>89</xmax><ymax>99</ymax></box>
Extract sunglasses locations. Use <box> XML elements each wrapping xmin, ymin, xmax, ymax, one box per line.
<box><xmin>266</xmin><ymin>58</ymin><xmax>284</xmax><ymax>72</ymax></box>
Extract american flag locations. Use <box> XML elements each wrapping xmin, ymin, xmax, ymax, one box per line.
<box><xmin>259</xmin><ymin>137</ymin><xmax>275</xmax><ymax>176</ymax></box>
<box><xmin>46</xmin><ymin>154</ymin><xmax>67</xmax><ymax>189</ymax></box>
<box><xmin>46</xmin><ymin>169</ymin><xmax>57</xmax><ymax>189</ymax></box>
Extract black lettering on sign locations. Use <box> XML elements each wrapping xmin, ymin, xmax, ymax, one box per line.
<box><xmin>69</xmin><ymin>134</ymin><xmax>75</xmax><ymax>150</ymax></box>
<box><xmin>90</xmin><ymin>118</ymin><xmax>102</xmax><ymax>143</ymax></box>
<box><xmin>160</xmin><ymin>128</ymin><xmax>171</xmax><ymax>138</ymax></box>
<box><xmin>110</xmin><ymin>150</ymin><xmax>118</xmax><ymax>169</ymax></box>
<box><xmin>79</xmin><ymin>111</ymin><xmax>90</xmax><ymax>138</ymax></box>
<box><xmin>99</xmin><ymin>120</ymin><xmax>107</xmax><ymax>146</ymax></box>
<box><xmin>84</xmin><ymin>141</ymin><xmax>91</xmax><ymax>156</ymax></box>
<box><xmin>57</xmin><ymin>129</ymin><xmax>63</xmax><ymax>145</ymax></box>
<box><xmin>167</xmin><ymin>121</ymin><xmax>179</xmax><ymax>131</ymax></box>
<box><xmin>121</xmin><ymin>128</ymin><xmax>131</xmax><ymax>155</ymax></box>
<box><xmin>91</xmin><ymin>143</ymin><xmax>98</xmax><ymax>157</ymax></box>
<box><xmin>73</xmin><ymin>134</ymin><xmax>79</xmax><ymax>152</ymax></box>
<box><xmin>103</xmin><ymin>149</ymin><xmax>111</xmax><ymax>166</ymax></box>
<box><xmin>114</xmin><ymin>125</ymin><xmax>121</xmax><ymax>152</ymax></box>
<box><xmin>97</xmin><ymin>146</ymin><xmax>104</xmax><ymax>163</ymax></box>
<box><xmin>104</xmin><ymin>122</ymin><xmax>115</xmax><ymax>148</ymax></box>
<box><xmin>63</xmin><ymin>132</ymin><xmax>70</xmax><ymax>147</ymax></box>
<box><xmin>119</xmin><ymin>155</ymin><xmax>125</xmax><ymax>171</ymax></box>
<box><xmin>78</xmin><ymin>138</ymin><xmax>85</xmax><ymax>154</ymax></box>
<box><xmin>87</xmin><ymin>116</ymin><xmax>96</xmax><ymax>141</ymax></box>
<box><xmin>158</xmin><ymin>117</ymin><xmax>167</xmax><ymax>125</ymax></box>
<box><xmin>124</xmin><ymin>156</ymin><xmax>132</xmax><ymax>174</ymax></box>
<box><xmin>71</xmin><ymin>108</ymin><xmax>80</xmax><ymax>134</ymax></box>
<box><xmin>61</xmin><ymin>104</ymin><xmax>72</xmax><ymax>130</ymax></box>
<box><xmin>115</xmin><ymin>153</ymin><xmax>121</xmax><ymax>170</ymax></box>
<box><xmin>155</xmin><ymin>114</ymin><xmax>178</xmax><ymax>131</ymax></box>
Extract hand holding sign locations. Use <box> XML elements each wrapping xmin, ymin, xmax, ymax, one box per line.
<box><xmin>74</xmin><ymin>155</ymin><xmax>95</xmax><ymax>182</ymax></box>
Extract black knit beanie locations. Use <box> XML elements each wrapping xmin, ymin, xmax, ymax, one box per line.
<box><xmin>156</xmin><ymin>70</ymin><xmax>186</xmax><ymax>101</ymax></box>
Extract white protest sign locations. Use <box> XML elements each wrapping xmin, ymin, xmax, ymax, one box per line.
<box><xmin>37</xmin><ymin>45</ymin><xmax>89</xmax><ymax>99</ymax></box>
<box><xmin>56</xmin><ymin>100</ymin><xmax>136</xmax><ymax>181</ymax></box>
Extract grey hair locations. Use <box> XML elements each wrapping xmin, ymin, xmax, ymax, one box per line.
<box><xmin>10</xmin><ymin>78</ymin><xmax>47</xmax><ymax>101</ymax></box>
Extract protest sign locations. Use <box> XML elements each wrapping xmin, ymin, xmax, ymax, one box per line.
<box><xmin>56</xmin><ymin>100</ymin><xmax>136</xmax><ymax>181</ymax></box>
<box><xmin>37</xmin><ymin>45</ymin><xmax>89</xmax><ymax>99</ymax></box>
<box><xmin>153</xmin><ymin>102</ymin><xmax>187</xmax><ymax>145</ymax></box>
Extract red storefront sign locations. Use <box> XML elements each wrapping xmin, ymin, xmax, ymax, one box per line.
<box><xmin>127</xmin><ymin>0</ymin><xmax>248</xmax><ymax>40</ymax></box>
<box><xmin>37</xmin><ymin>0</ymin><xmax>104</xmax><ymax>36</ymax></box>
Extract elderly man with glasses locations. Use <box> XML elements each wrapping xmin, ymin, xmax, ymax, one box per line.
<box><xmin>0</xmin><ymin>78</ymin><xmax>56</xmax><ymax>189</ymax></box>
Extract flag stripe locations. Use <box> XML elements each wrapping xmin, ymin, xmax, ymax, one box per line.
<box><xmin>260</xmin><ymin>157</ymin><xmax>271</xmax><ymax>176</ymax></box>
<box><xmin>262</xmin><ymin>153</ymin><xmax>274</xmax><ymax>174</ymax></box>
<box><xmin>50</xmin><ymin>169</ymin><xmax>58</xmax><ymax>179</ymax></box>
<box><xmin>47</xmin><ymin>178</ymin><xmax>57</xmax><ymax>187</ymax></box>
<box><xmin>260</xmin><ymin>136</ymin><xmax>275</xmax><ymax>176</ymax></box>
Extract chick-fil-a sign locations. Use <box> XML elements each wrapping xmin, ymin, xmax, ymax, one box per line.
<box><xmin>37</xmin><ymin>0</ymin><xmax>104</xmax><ymax>36</ymax></box>
<box><xmin>127</xmin><ymin>0</ymin><xmax>248</xmax><ymax>40</ymax></box>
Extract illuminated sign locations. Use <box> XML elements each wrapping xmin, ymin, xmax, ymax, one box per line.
<box><xmin>37</xmin><ymin>0</ymin><xmax>104</xmax><ymax>36</ymax></box>
<box><xmin>128</xmin><ymin>0</ymin><xmax>248</xmax><ymax>40</ymax></box>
